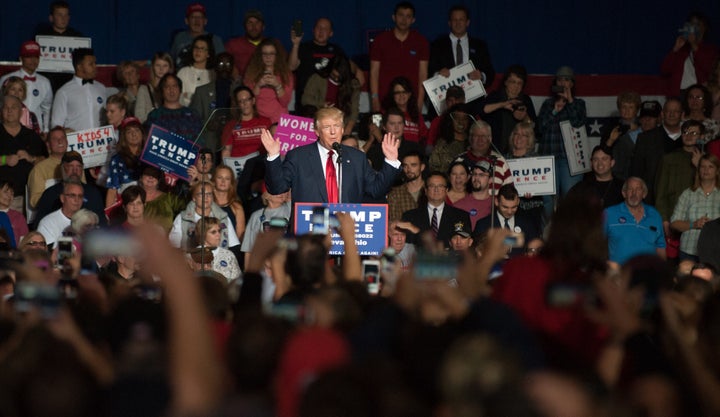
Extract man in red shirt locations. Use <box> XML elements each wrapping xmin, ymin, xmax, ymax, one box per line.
<box><xmin>225</xmin><ymin>10</ymin><xmax>267</xmax><ymax>79</ymax></box>
<box><xmin>369</xmin><ymin>1</ymin><xmax>429</xmax><ymax>114</ymax></box>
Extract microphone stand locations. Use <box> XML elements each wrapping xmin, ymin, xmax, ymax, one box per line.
<box><xmin>333</xmin><ymin>142</ymin><xmax>343</xmax><ymax>204</ymax></box>
<box><xmin>488</xmin><ymin>156</ymin><xmax>497</xmax><ymax>230</ymax></box>
<box><xmin>200</xmin><ymin>153</ymin><xmax>207</xmax><ymax>268</ymax></box>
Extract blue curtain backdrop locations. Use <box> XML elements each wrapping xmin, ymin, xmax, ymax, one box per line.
<box><xmin>1</xmin><ymin>0</ymin><xmax>718</xmax><ymax>75</ymax></box>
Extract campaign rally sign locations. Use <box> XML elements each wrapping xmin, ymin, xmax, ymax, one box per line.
<box><xmin>141</xmin><ymin>124</ymin><xmax>199</xmax><ymax>181</ymax></box>
<box><xmin>294</xmin><ymin>203</ymin><xmax>388</xmax><ymax>256</ymax></box>
<box><xmin>223</xmin><ymin>152</ymin><xmax>259</xmax><ymax>179</ymax></box>
<box><xmin>507</xmin><ymin>156</ymin><xmax>556</xmax><ymax>196</ymax></box>
<box><xmin>423</xmin><ymin>62</ymin><xmax>487</xmax><ymax>114</ymax></box>
<box><xmin>275</xmin><ymin>114</ymin><xmax>317</xmax><ymax>156</ymax></box>
<box><xmin>35</xmin><ymin>36</ymin><xmax>92</xmax><ymax>73</ymax></box>
<box><xmin>66</xmin><ymin>125</ymin><xmax>116</xmax><ymax>168</ymax></box>
<box><xmin>560</xmin><ymin>120</ymin><xmax>594</xmax><ymax>176</ymax></box>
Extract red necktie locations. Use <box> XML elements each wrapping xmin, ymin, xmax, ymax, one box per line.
<box><xmin>23</xmin><ymin>75</ymin><xmax>36</xmax><ymax>82</ymax></box>
<box><xmin>326</xmin><ymin>150</ymin><xmax>338</xmax><ymax>203</ymax></box>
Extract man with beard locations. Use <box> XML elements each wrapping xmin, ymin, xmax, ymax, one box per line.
<box><xmin>604</xmin><ymin>177</ymin><xmax>666</xmax><ymax>264</ymax></box>
<box><xmin>170</xmin><ymin>2</ymin><xmax>225</xmax><ymax>69</ymax></box>
<box><xmin>456</xmin><ymin>120</ymin><xmax>512</xmax><ymax>192</ymax></box>
<box><xmin>225</xmin><ymin>9</ymin><xmax>268</xmax><ymax>78</ymax></box>
<box><xmin>387</xmin><ymin>151</ymin><xmax>425</xmax><ymax>221</ymax></box>
<box><xmin>453</xmin><ymin>160</ymin><xmax>492</xmax><ymax>229</ymax></box>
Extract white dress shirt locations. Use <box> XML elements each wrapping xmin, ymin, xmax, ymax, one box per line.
<box><xmin>51</xmin><ymin>76</ymin><xmax>108</xmax><ymax>131</ymax></box>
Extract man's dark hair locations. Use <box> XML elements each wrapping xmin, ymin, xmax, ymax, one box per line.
<box><xmin>394</xmin><ymin>1</ymin><xmax>415</xmax><ymax>16</ymax></box>
<box><xmin>448</xmin><ymin>4</ymin><xmax>470</xmax><ymax>20</ymax></box>
<box><xmin>497</xmin><ymin>183</ymin><xmax>519</xmax><ymax>201</ymax></box>
<box><xmin>591</xmin><ymin>144</ymin><xmax>613</xmax><ymax>159</ymax></box>
<box><xmin>382</xmin><ymin>106</ymin><xmax>405</xmax><ymax>127</ymax></box>
<box><xmin>71</xmin><ymin>48</ymin><xmax>94</xmax><ymax>70</ymax></box>
<box><xmin>193</xmin><ymin>34</ymin><xmax>216</xmax><ymax>69</ymax></box>
<box><xmin>425</xmin><ymin>171</ymin><xmax>449</xmax><ymax>188</ymax></box>
<box><xmin>50</xmin><ymin>0</ymin><xmax>70</xmax><ymax>14</ymax></box>
<box><xmin>401</xmin><ymin>150</ymin><xmax>423</xmax><ymax>163</ymax></box>
<box><xmin>0</xmin><ymin>179</ymin><xmax>14</xmax><ymax>192</ymax></box>
<box><xmin>284</xmin><ymin>234</ymin><xmax>327</xmax><ymax>289</ymax></box>
<box><xmin>681</xmin><ymin>119</ymin><xmax>706</xmax><ymax>135</ymax></box>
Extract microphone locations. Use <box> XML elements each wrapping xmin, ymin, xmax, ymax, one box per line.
<box><xmin>332</xmin><ymin>142</ymin><xmax>342</xmax><ymax>157</ymax></box>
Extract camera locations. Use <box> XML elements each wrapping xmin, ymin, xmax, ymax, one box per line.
<box><xmin>678</xmin><ymin>23</ymin><xmax>699</xmax><ymax>39</ymax></box>
<box><xmin>551</xmin><ymin>85</ymin><xmax>565</xmax><ymax>94</ymax></box>
<box><xmin>511</xmin><ymin>103</ymin><xmax>526</xmax><ymax>112</ymax></box>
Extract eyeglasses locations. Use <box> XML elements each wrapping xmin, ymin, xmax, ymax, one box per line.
<box><xmin>683</xmin><ymin>130</ymin><xmax>701</xmax><ymax>136</ymax></box>
<box><xmin>689</xmin><ymin>95</ymin><xmax>704</xmax><ymax>100</ymax></box>
<box><xmin>26</xmin><ymin>240</ymin><xmax>47</xmax><ymax>247</ymax></box>
<box><xmin>427</xmin><ymin>184</ymin><xmax>447</xmax><ymax>190</ymax></box>
<box><xmin>63</xmin><ymin>193</ymin><xmax>84</xmax><ymax>199</ymax></box>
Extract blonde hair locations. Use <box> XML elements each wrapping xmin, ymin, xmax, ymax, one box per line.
<box><xmin>314</xmin><ymin>106</ymin><xmax>344</xmax><ymax>129</ymax></box>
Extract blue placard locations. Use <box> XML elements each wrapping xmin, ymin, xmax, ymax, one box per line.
<box><xmin>294</xmin><ymin>203</ymin><xmax>388</xmax><ymax>256</ymax></box>
<box><xmin>140</xmin><ymin>124</ymin><xmax>199</xmax><ymax>181</ymax></box>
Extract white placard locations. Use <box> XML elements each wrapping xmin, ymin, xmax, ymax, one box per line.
<box><xmin>223</xmin><ymin>152</ymin><xmax>260</xmax><ymax>179</ymax></box>
<box><xmin>35</xmin><ymin>35</ymin><xmax>92</xmax><ymax>73</ymax></box>
<box><xmin>423</xmin><ymin>62</ymin><xmax>486</xmax><ymax>114</ymax></box>
<box><xmin>560</xmin><ymin>120</ymin><xmax>592</xmax><ymax>176</ymax></box>
<box><xmin>507</xmin><ymin>156</ymin><xmax>556</xmax><ymax>196</ymax></box>
<box><xmin>66</xmin><ymin>125</ymin><xmax>116</xmax><ymax>168</ymax></box>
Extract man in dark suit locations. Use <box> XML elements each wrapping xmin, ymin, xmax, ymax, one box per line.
<box><xmin>261</xmin><ymin>107</ymin><xmax>400</xmax><ymax>205</ymax></box>
<box><xmin>473</xmin><ymin>183</ymin><xmax>539</xmax><ymax>257</ymax></box>
<box><xmin>401</xmin><ymin>172</ymin><xmax>471</xmax><ymax>248</ymax></box>
<box><xmin>428</xmin><ymin>5</ymin><xmax>495</xmax><ymax>88</ymax></box>
<box><xmin>629</xmin><ymin>98</ymin><xmax>683</xmax><ymax>205</ymax></box>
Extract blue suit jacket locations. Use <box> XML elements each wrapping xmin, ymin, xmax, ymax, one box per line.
<box><xmin>265</xmin><ymin>142</ymin><xmax>400</xmax><ymax>204</ymax></box>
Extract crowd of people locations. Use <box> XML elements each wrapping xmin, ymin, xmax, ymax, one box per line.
<box><xmin>0</xmin><ymin>0</ymin><xmax>720</xmax><ymax>416</ymax></box>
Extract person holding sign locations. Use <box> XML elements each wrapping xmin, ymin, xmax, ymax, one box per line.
<box><xmin>105</xmin><ymin>117</ymin><xmax>144</xmax><ymax>207</ymax></box>
<box><xmin>506</xmin><ymin>121</ymin><xmax>545</xmax><ymax>229</ymax></box>
<box><xmin>262</xmin><ymin>107</ymin><xmax>400</xmax><ymax>205</ymax></box>
<box><xmin>428</xmin><ymin>5</ymin><xmax>494</xmax><ymax>88</ymax></box>
<box><xmin>220</xmin><ymin>86</ymin><xmax>271</xmax><ymax>158</ymax></box>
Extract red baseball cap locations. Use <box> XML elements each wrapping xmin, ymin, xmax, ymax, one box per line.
<box><xmin>186</xmin><ymin>2</ymin><xmax>206</xmax><ymax>17</ymax></box>
<box><xmin>20</xmin><ymin>41</ymin><xmax>41</xmax><ymax>58</ymax></box>
<box><xmin>120</xmin><ymin>116</ymin><xmax>142</xmax><ymax>130</ymax></box>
